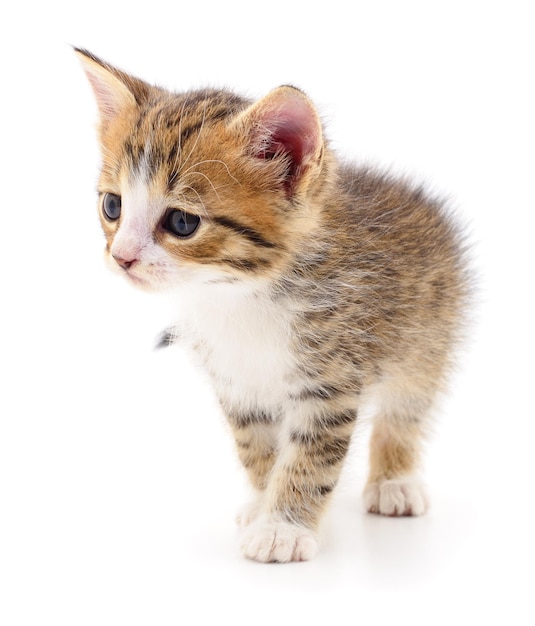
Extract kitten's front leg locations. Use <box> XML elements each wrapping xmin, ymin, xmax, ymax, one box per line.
<box><xmin>228</xmin><ymin>411</ymin><xmax>279</xmax><ymax>527</ymax></box>
<box><xmin>240</xmin><ymin>402</ymin><xmax>358</xmax><ymax>563</ymax></box>
<box><xmin>229</xmin><ymin>412</ymin><xmax>279</xmax><ymax>491</ymax></box>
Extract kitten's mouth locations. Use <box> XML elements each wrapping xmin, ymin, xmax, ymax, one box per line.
<box><xmin>124</xmin><ymin>269</ymin><xmax>149</xmax><ymax>288</ymax></box>
<box><xmin>123</xmin><ymin>267</ymin><xmax>168</xmax><ymax>292</ymax></box>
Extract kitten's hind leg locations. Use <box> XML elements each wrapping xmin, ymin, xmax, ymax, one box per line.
<box><xmin>364</xmin><ymin>387</ymin><xmax>433</xmax><ymax>517</ymax></box>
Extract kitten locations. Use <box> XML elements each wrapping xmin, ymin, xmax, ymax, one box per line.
<box><xmin>76</xmin><ymin>48</ymin><xmax>470</xmax><ymax>563</ymax></box>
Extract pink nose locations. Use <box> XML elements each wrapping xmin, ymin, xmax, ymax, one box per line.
<box><xmin>112</xmin><ymin>254</ymin><xmax>137</xmax><ymax>270</ymax></box>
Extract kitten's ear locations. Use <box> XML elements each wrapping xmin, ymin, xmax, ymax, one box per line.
<box><xmin>74</xmin><ymin>48</ymin><xmax>150</xmax><ymax>126</ymax></box>
<box><xmin>233</xmin><ymin>86</ymin><xmax>324</xmax><ymax>196</ymax></box>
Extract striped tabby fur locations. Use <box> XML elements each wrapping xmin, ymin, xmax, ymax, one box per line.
<box><xmin>76</xmin><ymin>49</ymin><xmax>471</xmax><ymax>563</ymax></box>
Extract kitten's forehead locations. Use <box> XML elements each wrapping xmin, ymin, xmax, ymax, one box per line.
<box><xmin>122</xmin><ymin>91</ymin><xmax>249</xmax><ymax>185</ymax></box>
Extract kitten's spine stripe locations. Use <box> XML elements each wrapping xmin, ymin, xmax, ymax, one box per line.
<box><xmin>213</xmin><ymin>216</ymin><xmax>278</xmax><ymax>249</ymax></box>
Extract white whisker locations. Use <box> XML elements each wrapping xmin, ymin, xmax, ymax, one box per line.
<box><xmin>168</xmin><ymin>98</ymin><xmax>190</xmax><ymax>188</ymax></box>
<box><xmin>181</xmin><ymin>170</ymin><xmax>223</xmax><ymax>200</ymax></box>
<box><xmin>181</xmin><ymin>185</ymin><xmax>209</xmax><ymax>217</ymax></box>
<box><xmin>177</xmin><ymin>100</ymin><xmax>208</xmax><ymax>174</ymax></box>
<box><xmin>180</xmin><ymin>159</ymin><xmax>241</xmax><ymax>186</ymax></box>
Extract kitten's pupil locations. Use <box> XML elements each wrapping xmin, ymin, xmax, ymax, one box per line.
<box><xmin>164</xmin><ymin>209</ymin><xmax>201</xmax><ymax>238</ymax></box>
<box><xmin>102</xmin><ymin>193</ymin><xmax>121</xmax><ymax>221</ymax></box>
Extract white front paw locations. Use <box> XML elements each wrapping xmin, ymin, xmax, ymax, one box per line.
<box><xmin>240</xmin><ymin>519</ymin><xmax>318</xmax><ymax>563</ymax></box>
<box><xmin>364</xmin><ymin>477</ymin><xmax>429</xmax><ymax>516</ymax></box>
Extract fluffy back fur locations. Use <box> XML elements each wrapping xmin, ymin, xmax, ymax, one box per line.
<box><xmin>77</xmin><ymin>48</ymin><xmax>471</xmax><ymax>563</ymax></box>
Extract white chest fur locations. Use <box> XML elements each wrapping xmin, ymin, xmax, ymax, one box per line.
<box><xmin>173</xmin><ymin>281</ymin><xmax>297</xmax><ymax>414</ymax></box>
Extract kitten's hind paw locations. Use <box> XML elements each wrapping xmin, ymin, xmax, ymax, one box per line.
<box><xmin>364</xmin><ymin>477</ymin><xmax>429</xmax><ymax>517</ymax></box>
<box><xmin>240</xmin><ymin>519</ymin><xmax>318</xmax><ymax>563</ymax></box>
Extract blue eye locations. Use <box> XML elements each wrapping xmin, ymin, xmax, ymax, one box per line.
<box><xmin>164</xmin><ymin>209</ymin><xmax>201</xmax><ymax>238</ymax></box>
<box><xmin>102</xmin><ymin>193</ymin><xmax>121</xmax><ymax>221</ymax></box>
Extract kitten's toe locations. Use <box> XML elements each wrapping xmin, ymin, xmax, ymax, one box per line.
<box><xmin>236</xmin><ymin>501</ymin><xmax>261</xmax><ymax>528</ymax></box>
<box><xmin>364</xmin><ymin>477</ymin><xmax>429</xmax><ymax>517</ymax></box>
<box><xmin>240</xmin><ymin>519</ymin><xmax>318</xmax><ymax>563</ymax></box>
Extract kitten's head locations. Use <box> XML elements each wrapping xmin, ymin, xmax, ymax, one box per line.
<box><xmin>76</xmin><ymin>49</ymin><xmax>328</xmax><ymax>292</ymax></box>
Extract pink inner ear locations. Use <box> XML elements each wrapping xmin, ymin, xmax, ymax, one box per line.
<box><xmin>268</xmin><ymin>124</ymin><xmax>305</xmax><ymax>165</ymax></box>
<box><xmin>86</xmin><ymin>73</ymin><xmax>119</xmax><ymax>120</ymax></box>
<box><xmin>81</xmin><ymin>64</ymin><xmax>134</xmax><ymax>124</ymax></box>
<box><xmin>256</xmin><ymin>95</ymin><xmax>320</xmax><ymax>187</ymax></box>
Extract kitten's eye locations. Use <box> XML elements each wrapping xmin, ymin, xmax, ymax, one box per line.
<box><xmin>102</xmin><ymin>193</ymin><xmax>122</xmax><ymax>221</ymax></box>
<box><xmin>164</xmin><ymin>209</ymin><xmax>201</xmax><ymax>238</ymax></box>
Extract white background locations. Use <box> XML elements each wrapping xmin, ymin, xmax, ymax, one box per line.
<box><xmin>1</xmin><ymin>1</ymin><xmax>534</xmax><ymax>624</ymax></box>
